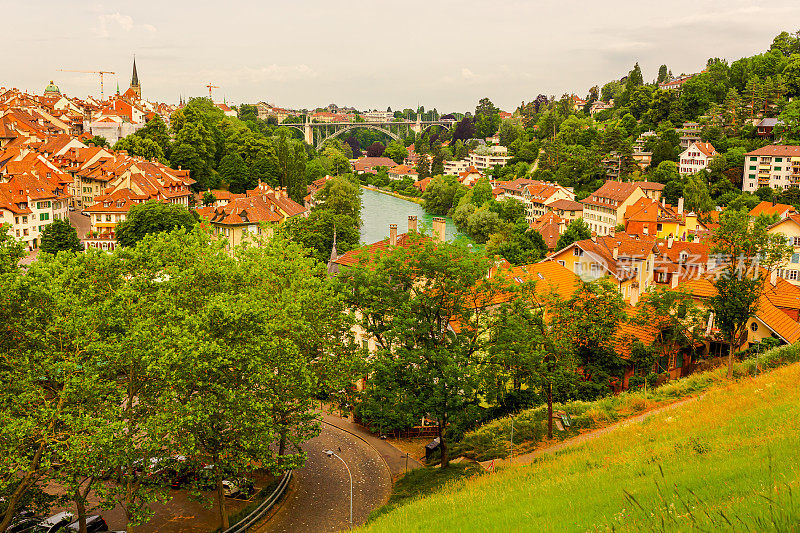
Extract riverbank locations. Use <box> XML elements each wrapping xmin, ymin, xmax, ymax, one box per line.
<box><xmin>360</xmin><ymin>185</ymin><xmax>424</xmax><ymax>206</ymax></box>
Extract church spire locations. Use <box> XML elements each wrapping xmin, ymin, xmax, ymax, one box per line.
<box><xmin>130</xmin><ymin>56</ymin><xmax>141</xmax><ymax>98</ymax></box>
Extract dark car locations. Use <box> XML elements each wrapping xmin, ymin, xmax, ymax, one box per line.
<box><xmin>66</xmin><ymin>515</ymin><xmax>109</xmax><ymax>532</ymax></box>
<box><xmin>7</xmin><ymin>515</ymin><xmax>43</xmax><ymax>533</ymax></box>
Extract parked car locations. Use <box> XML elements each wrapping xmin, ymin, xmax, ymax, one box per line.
<box><xmin>7</xmin><ymin>513</ymin><xmax>43</xmax><ymax>533</ymax></box>
<box><xmin>193</xmin><ymin>464</ymin><xmax>250</xmax><ymax>496</ymax></box>
<box><xmin>223</xmin><ymin>478</ymin><xmax>255</xmax><ymax>498</ymax></box>
<box><xmin>66</xmin><ymin>514</ymin><xmax>109</xmax><ymax>532</ymax></box>
<box><xmin>34</xmin><ymin>512</ymin><xmax>74</xmax><ymax>533</ymax></box>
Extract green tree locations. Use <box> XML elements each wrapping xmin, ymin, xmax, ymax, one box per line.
<box><xmin>383</xmin><ymin>141</ymin><xmax>408</xmax><ymax>164</ymax></box>
<box><xmin>202</xmin><ymin>191</ymin><xmax>217</xmax><ymax>206</ymax></box>
<box><xmin>422</xmin><ymin>175</ymin><xmax>468</xmax><ymax>216</ymax></box>
<box><xmin>551</xmin><ymin>280</ymin><xmax>626</xmax><ymax>399</ymax></box>
<box><xmin>39</xmin><ymin>219</ymin><xmax>83</xmax><ymax>254</ymax></box>
<box><xmin>340</xmin><ymin>235</ymin><xmax>499</xmax><ymax>467</ymax></box>
<box><xmin>284</xmin><ymin>176</ymin><xmax>362</xmax><ymax>262</ymax></box>
<box><xmin>0</xmin><ymin>250</ymin><xmax>129</xmax><ymax>532</ymax></box>
<box><xmin>684</xmin><ymin>173</ymin><xmax>715</xmax><ymax>213</ymax></box>
<box><xmin>115</xmin><ymin>201</ymin><xmax>196</xmax><ymax>248</ymax></box>
<box><xmin>0</xmin><ymin>224</ymin><xmax>25</xmax><ymax>274</ymax></box>
<box><xmin>709</xmin><ymin>209</ymin><xmax>792</xmax><ymax>378</ymax></box>
<box><xmin>134</xmin><ymin>115</ymin><xmax>172</xmax><ymax>158</ymax></box>
<box><xmin>555</xmin><ymin>218</ymin><xmax>591</xmax><ymax>251</ymax></box>
<box><xmin>84</xmin><ymin>135</ymin><xmax>109</xmax><ymax>148</ymax></box>
<box><xmin>657</xmin><ymin>64</ymin><xmax>669</xmax><ymax>83</ymax></box>
<box><xmin>113</xmin><ymin>136</ymin><xmax>166</xmax><ymax>162</ymax></box>
<box><xmin>486</xmin><ymin>222</ymin><xmax>548</xmax><ymax>265</ymax></box>
<box><xmin>218</xmin><ymin>152</ymin><xmax>250</xmax><ymax>193</ymax></box>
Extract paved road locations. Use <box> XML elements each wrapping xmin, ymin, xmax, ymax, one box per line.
<box><xmin>258</xmin><ymin>422</ymin><xmax>392</xmax><ymax>532</ymax></box>
<box><xmin>69</xmin><ymin>209</ymin><xmax>91</xmax><ymax>239</ymax></box>
<box><xmin>321</xmin><ymin>412</ymin><xmax>423</xmax><ymax>478</ymax></box>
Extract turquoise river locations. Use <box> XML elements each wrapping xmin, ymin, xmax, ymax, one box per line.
<box><xmin>359</xmin><ymin>187</ymin><xmax>463</xmax><ymax>244</ymax></box>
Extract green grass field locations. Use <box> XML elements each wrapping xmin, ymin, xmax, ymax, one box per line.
<box><xmin>362</xmin><ymin>361</ymin><xmax>800</xmax><ymax>532</ymax></box>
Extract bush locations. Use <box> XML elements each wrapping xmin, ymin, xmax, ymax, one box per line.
<box><xmin>453</xmin><ymin>341</ymin><xmax>800</xmax><ymax>461</ymax></box>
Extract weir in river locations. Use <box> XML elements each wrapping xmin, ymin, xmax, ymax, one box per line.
<box><xmin>359</xmin><ymin>187</ymin><xmax>463</xmax><ymax>244</ymax></box>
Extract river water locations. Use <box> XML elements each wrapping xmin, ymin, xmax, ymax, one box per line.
<box><xmin>359</xmin><ymin>187</ymin><xmax>462</xmax><ymax>244</ymax></box>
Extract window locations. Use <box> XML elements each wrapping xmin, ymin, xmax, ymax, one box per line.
<box><xmin>750</xmin><ymin>157</ymin><xmax>757</xmax><ymax>161</ymax></box>
<box><xmin>657</xmin><ymin>223</ymin><xmax>663</xmax><ymax>232</ymax></box>
<box><xmin>793</xmin><ymin>253</ymin><xmax>800</xmax><ymax>264</ymax></box>
<box><xmin>657</xmin><ymin>355</ymin><xmax>670</xmax><ymax>372</ymax></box>
<box><xmin>776</xmin><ymin>157</ymin><xmax>783</xmax><ymax>162</ymax></box>
<box><xmin>574</xmin><ymin>263</ymin><xmax>583</xmax><ymax>275</ymax></box>
<box><xmin>39</xmin><ymin>213</ymin><xmax>49</xmax><ymax>221</ymax></box>
<box><xmin>749</xmin><ymin>165</ymin><xmax>756</xmax><ymax>170</ymax></box>
<box><xmin>789</xmin><ymin>270</ymin><xmax>799</xmax><ymax>281</ymax></box>
<box><xmin>750</xmin><ymin>322</ymin><xmax>759</xmax><ymax>332</ymax></box>
<box><xmin>558</xmin><ymin>260</ymin><xmax>566</xmax><ymax>267</ymax></box>
<box><xmin>573</xmin><ymin>248</ymin><xmax>583</xmax><ymax>257</ymax></box>
<box><xmin>793</xmin><ymin>237</ymin><xmax>800</xmax><ymax>247</ymax></box>
<box><xmin>105</xmin><ymin>215</ymin><xmax>112</xmax><ymax>222</ymax></box>
<box><xmin>675</xmin><ymin>352</ymin><xmax>684</xmax><ymax>369</ymax></box>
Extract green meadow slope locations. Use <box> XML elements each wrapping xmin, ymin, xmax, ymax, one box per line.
<box><xmin>363</xmin><ymin>362</ymin><xmax>800</xmax><ymax>532</ymax></box>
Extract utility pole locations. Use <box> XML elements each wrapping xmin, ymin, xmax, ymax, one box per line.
<box><xmin>510</xmin><ymin>415</ymin><xmax>514</xmax><ymax>463</ymax></box>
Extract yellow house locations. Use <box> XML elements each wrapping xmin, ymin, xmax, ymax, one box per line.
<box><xmin>198</xmin><ymin>186</ymin><xmax>308</xmax><ymax>248</ymax></box>
<box><xmin>624</xmin><ymin>197</ymin><xmax>712</xmax><ymax>240</ymax></box>
<box><xmin>767</xmin><ymin>214</ymin><xmax>800</xmax><ymax>285</ymax></box>
<box><xmin>546</xmin><ymin>232</ymin><xmax>658</xmax><ymax>304</ymax></box>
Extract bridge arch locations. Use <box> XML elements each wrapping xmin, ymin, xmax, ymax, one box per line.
<box><xmin>316</xmin><ymin>124</ymin><xmax>400</xmax><ymax>149</ymax></box>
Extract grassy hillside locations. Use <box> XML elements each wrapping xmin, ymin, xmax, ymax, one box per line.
<box><xmin>362</xmin><ymin>361</ymin><xmax>800</xmax><ymax>532</ymax></box>
<box><xmin>454</xmin><ymin>342</ymin><xmax>800</xmax><ymax>462</ymax></box>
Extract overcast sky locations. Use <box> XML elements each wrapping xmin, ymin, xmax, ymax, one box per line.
<box><xmin>4</xmin><ymin>1</ymin><xmax>799</xmax><ymax>112</ymax></box>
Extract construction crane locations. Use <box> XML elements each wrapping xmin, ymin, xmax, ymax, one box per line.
<box><xmin>206</xmin><ymin>83</ymin><xmax>219</xmax><ymax>101</ymax></box>
<box><xmin>57</xmin><ymin>69</ymin><xmax>115</xmax><ymax>100</ymax></box>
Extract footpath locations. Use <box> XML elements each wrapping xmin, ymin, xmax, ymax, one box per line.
<box><xmin>479</xmin><ymin>395</ymin><xmax>701</xmax><ymax>470</ymax></box>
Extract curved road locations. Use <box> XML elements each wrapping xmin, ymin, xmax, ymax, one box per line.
<box><xmin>258</xmin><ymin>421</ymin><xmax>393</xmax><ymax>532</ymax></box>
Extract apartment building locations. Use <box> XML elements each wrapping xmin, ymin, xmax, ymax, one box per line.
<box><xmin>522</xmin><ymin>182</ymin><xmax>575</xmax><ymax>222</ymax></box>
<box><xmin>741</xmin><ymin>145</ymin><xmax>800</xmax><ymax>192</ymax></box>
<box><xmin>443</xmin><ymin>159</ymin><xmax>469</xmax><ymax>176</ymax></box>
<box><xmin>581</xmin><ymin>181</ymin><xmax>647</xmax><ymax>236</ymax></box>
<box><xmin>469</xmin><ymin>145</ymin><xmax>511</xmax><ymax>171</ymax></box>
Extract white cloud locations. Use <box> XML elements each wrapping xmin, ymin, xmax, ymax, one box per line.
<box><xmin>93</xmin><ymin>12</ymin><xmax>156</xmax><ymax>38</ymax></box>
<box><xmin>461</xmin><ymin>68</ymin><xmax>476</xmax><ymax>81</ymax></box>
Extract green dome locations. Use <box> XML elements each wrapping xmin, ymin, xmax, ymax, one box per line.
<box><xmin>44</xmin><ymin>80</ymin><xmax>60</xmax><ymax>95</ymax></box>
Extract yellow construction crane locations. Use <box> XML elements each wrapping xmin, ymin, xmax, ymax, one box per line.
<box><xmin>57</xmin><ymin>69</ymin><xmax>115</xmax><ymax>100</ymax></box>
<box><xmin>206</xmin><ymin>83</ymin><xmax>219</xmax><ymax>101</ymax></box>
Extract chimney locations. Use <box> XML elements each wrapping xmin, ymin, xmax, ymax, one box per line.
<box><xmin>408</xmin><ymin>215</ymin><xmax>418</xmax><ymax>233</ymax></box>
<box><xmin>389</xmin><ymin>224</ymin><xmax>397</xmax><ymax>246</ymax></box>
<box><xmin>667</xmin><ymin>235</ymin><xmax>674</xmax><ymax>249</ymax></box>
<box><xmin>432</xmin><ymin>217</ymin><xmax>446</xmax><ymax>243</ymax></box>
<box><xmin>677</xmin><ymin>197</ymin><xmax>684</xmax><ymax>215</ymax></box>
<box><xmin>629</xmin><ymin>286</ymin><xmax>639</xmax><ymax>307</ymax></box>
<box><xmin>612</xmin><ymin>247</ymin><xmax>619</xmax><ymax>260</ymax></box>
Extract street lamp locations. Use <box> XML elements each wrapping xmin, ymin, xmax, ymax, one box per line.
<box><xmin>324</xmin><ymin>449</ymin><xmax>353</xmax><ymax>530</ymax></box>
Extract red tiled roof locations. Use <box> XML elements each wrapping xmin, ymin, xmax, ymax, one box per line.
<box><xmin>582</xmin><ymin>181</ymin><xmax>641</xmax><ymax>208</ymax></box>
<box><xmin>547</xmin><ymin>198</ymin><xmax>583</xmax><ymax>211</ymax></box>
<box><xmin>749</xmin><ymin>201</ymin><xmax>795</xmax><ymax>218</ymax></box>
<box><xmin>745</xmin><ymin>145</ymin><xmax>800</xmax><ymax>157</ymax></box>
